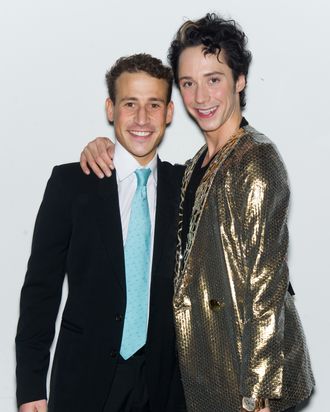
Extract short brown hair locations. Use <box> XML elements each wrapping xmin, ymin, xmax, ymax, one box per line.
<box><xmin>106</xmin><ymin>53</ymin><xmax>173</xmax><ymax>103</ymax></box>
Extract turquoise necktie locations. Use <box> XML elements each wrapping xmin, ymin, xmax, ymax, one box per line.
<box><xmin>120</xmin><ymin>168</ymin><xmax>152</xmax><ymax>360</ymax></box>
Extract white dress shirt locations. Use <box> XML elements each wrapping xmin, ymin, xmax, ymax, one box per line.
<box><xmin>113</xmin><ymin>141</ymin><xmax>157</xmax><ymax>319</ymax></box>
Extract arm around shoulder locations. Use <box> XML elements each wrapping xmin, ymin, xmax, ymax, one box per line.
<box><xmin>19</xmin><ymin>399</ymin><xmax>47</xmax><ymax>412</ymax></box>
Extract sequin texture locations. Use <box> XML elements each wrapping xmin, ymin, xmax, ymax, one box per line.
<box><xmin>173</xmin><ymin>125</ymin><xmax>315</xmax><ymax>412</ymax></box>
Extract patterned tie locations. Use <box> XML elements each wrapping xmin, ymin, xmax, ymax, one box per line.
<box><xmin>120</xmin><ymin>168</ymin><xmax>152</xmax><ymax>359</ymax></box>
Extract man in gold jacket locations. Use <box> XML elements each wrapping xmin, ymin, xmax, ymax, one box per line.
<box><xmin>80</xmin><ymin>13</ymin><xmax>315</xmax><ymax>412</ymax></box>
<box><xmin>168</xmin><ymin>13</ymin><xmax>315</xmax><ymax>412</ymax></box>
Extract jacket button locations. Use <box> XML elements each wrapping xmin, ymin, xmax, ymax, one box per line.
<box><xmin>110</xmin><ymin>350</ymin><xmax>118</xmax><ymax>358</ymax></box>
<box><xmin>115</xmin><ymin>314</ymin><xmax>123</xmax><ymax>321</ymax></box>
<box><xmin>209</xmin><ymin>299</ymin><xmax>224</xmax><ymax>312</ymax></box>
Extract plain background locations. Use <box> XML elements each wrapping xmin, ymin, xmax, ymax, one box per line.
<box><xmin>1</xmin><ymin>1</ymin><xmax>329</xmax><ymax>410</ymax></box>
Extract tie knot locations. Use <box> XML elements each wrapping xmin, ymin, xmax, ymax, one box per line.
<box><xmin>135</xmin><ymin>168</ymin><xmax>151</xmax><ymax>187</ymax></box>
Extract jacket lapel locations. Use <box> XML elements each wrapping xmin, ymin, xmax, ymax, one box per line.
<box><xmin>96</xmin><ymin>171</ymin><xmax>125</xmax><ymax>292</ymax></box>
<box><xmin>175</xmin><ymin>128</ymin><xmax>247</xmax><ymax>281</ymax></box>
<box><xmin>150</xmin><ymin>159</ymin><xmax>178</xmax><ymax>277</ymax></box>
<box><xmin>94</xmin><ymin>160</ymin><xmax>179</xmax><ymax>293</ymax></box>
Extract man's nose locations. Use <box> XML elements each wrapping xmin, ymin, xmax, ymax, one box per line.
<box><xmin>136</xmin><ymin>106</ymin><xmax>148</xmax><ymax>125</ymax></box>
<box><xmin>195</xmin><ymin>85</ymin><xmax>209</xmax><ymax>104</ymax></box>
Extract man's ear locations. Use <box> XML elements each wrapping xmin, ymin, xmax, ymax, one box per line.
<box><xmin>105</xmin><ymin>98</ymin><xmax>115</xmax><ymax>122</ymax></box>
<box><xmin>166</xmin><ymin>101</ymin><xmax>174</xmax><ymax>125</ymax></box>
<box><xmin>236</xmin><ymin>74</ymin><xmax>246</xmax><ymax>93</ymax></box>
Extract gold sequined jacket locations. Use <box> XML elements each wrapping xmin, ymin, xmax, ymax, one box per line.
<box><xmin>173</xmin><ymin>125</ymin><xmax>315</xmax><ymax>412</ymax></box>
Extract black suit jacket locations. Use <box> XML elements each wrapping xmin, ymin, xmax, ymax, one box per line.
<box><xmin>16</xmin><ymin>159</ymin><xmax>185</xmax><ymax>412</ymax></box>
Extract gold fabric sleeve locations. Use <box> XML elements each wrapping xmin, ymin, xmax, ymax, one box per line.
<box><xmin>235</xmin><ymin>140</ymin><xmax>289</xmax><ymax>397</ymax></box>
<box><xmin>173</xmin><ymin>125</ymin><xmax>315</xmax><ymax>412</ymax></box>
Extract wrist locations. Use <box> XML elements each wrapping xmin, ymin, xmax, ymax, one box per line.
<box><xmin>241</xmin><ymin>396</ymin><xmax>269</xmax><ymax>411</ymax></box>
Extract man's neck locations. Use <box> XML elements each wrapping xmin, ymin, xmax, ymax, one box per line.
<box><xmin>203</xmin><ymin>112</ymin><xmax>242</xmax><ymax>164</ymax></box>
<box><xmin>113</xmin><ymin>141</ymin><xmax>158</xmax><ymax>183</ymax></box>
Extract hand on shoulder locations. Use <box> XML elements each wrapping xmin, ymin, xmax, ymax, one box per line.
<box><xmin>80</xmin><ymin>137</ymin><xmax>114</xmax><ymax>178</ymax></box>
<box><xmin>19</xmin><ymin>399</ymin><xmax>47</xmax><ymax>411</ymax></box>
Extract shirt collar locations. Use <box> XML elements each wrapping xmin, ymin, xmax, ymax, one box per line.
<box><xmin>113</xmin><ymin>140</ymin><xmax>158</xmax><ymax>184</ymax></box>
<box><xmin>240</xmin><ymin>117</ymin><xmax>248</xmax><ymax>127</ymax></box>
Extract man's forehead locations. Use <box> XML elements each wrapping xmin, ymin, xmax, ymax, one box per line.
<box><xmin>178</xmin><ymin>47</ymin><xmax>232</xmax><ymax>82</ymax></box>
<box><xmin>116</xmin><ymin>71</ymin><xmax>164</xmax><ymax>82</ymax></box>
<box><xmin>180</xmin><ymin>46</ymin><xmax>227</xmax><ymax>64</ymax></box>
<box><xmin>115</xmin><ymin>71</ymin><xmax>168</xmax><ymax>98</ymax></box>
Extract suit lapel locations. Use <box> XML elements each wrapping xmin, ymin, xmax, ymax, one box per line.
<box><xmin>176</xmin><ymin>128</ymin><xmax>247</xmax><ymax>280</ymax></box>
<box><xmin>151</xmin><ymin>159</ymin><xmax>178</xmax><ymax>277</ymax></box>
<box><xmin>96</xmin><ymin>171</ymin><xmax>125</xmax><ymax>292</ymax></box>
<box><xmin>94</xmin><ymin>161</ymin><xmax>178</xmax><ymax>294</ymax></box>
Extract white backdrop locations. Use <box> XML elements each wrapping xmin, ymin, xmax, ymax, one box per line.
<box><xmin>1</xmin><ymin>1</ymin><xmax>329</xmax><ymax>410</ymax></box>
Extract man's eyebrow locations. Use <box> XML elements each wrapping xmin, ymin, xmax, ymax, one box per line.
<box><xmin>204</xmin><ymin>71</ymin><xmax>224</xmax><ymax>77</ymax></box>
<box><xmin>178</xmin><ymin>75</ymin><xmax>193</xmax><ymax>81</ymax></box>
<box><xmin>119</xmin><ymin>97</ymin><xmax>166</xmax><ymax>103</ymax></box>
<box><xmin>119</xmin><ymin>97</ymin><xmax>138</xmax><ymax>102</ymax></box>
<box><xmin>148</xmin><ymin>97</ymin><xmax>166</xmax><ymax>103</ymax></box>
<box><xmin>179</xmin><ymin>71</ymin><xmax>224</xmax><ymax>81</ymax></box>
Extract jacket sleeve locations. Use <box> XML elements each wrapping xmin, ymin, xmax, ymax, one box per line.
<box><xmin>238</xmin><ymin>142</ymin><xmax>290</xmax><ymax>399</ymax></box>
<box><xmin>15</xmin><ymin>166</ymin><xmax>72</xmax><ymax>406</ymax></box>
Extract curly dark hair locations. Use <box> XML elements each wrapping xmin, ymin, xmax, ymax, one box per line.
<box><xmin>168</xmin><ymin>13</ymin><xmax>252</xmax><ymax>109</ymax></box>
<box><xmin>106</xmin><ymin>53</ymin><xmax>173</xmax><ymax>104</ymax></box>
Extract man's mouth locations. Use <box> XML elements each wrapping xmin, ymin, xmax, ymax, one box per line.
<box><xmin>195</xmin><ymin>106</ymin><xmax>218</xmax><ymax>118</ymax></box>
<box><xmin>129</xmin><ymin>130</ymin><xmax>153</xmax><ymax>138</ymax></box>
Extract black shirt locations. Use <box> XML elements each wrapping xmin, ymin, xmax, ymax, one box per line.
<box><xmin>181</xmin><ymin>118</ymin><xmax>248</xmax><ymax>253</ymax></box>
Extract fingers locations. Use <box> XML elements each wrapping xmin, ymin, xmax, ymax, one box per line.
<box><xmin>19</xmin><ymin>399</ymin><xmax>47</xmax><ymax>412</ymax></box>
<box><xmin>36</xmin><ymin>400</ymin><xmax>48</xmax><ymax>412</ymax></box>
<box><xmin>80</xmin><ymin>137</ymin><xmax>114</xmax><ymax>179</ymax></box>
<box><xmin>94</xmin><ymin>138</ymin><xmax>114</xmax><ymax>176</ymax></box>
<box><xmin>80</xmin><ymin>150</ymin><xmax>91</xmax><ymax>175</ymax></box>
<box><xmin>80</xmin><ymin>146</ymin><xmax>105</xmax><ymax>178</ymax></box>
<box><xmin>106</xmin><ymin>140</ymin><xmax>115</xmax><ymax>163</ymax></box>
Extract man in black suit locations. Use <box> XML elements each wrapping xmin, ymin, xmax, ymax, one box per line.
<box><xmin>16</xmin><ymin>54</ymin><xmax>185</xmax><ymax>412</ymax></box>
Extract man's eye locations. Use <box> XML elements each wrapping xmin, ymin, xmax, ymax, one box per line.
<box><xmin>209</xmin><ymin>77</ymin><xmax>220</xmax><ymax>84</ymax></box>
<box><xmin>151</xmin><ymin>103</ymin><xmax>160</xmax><ymax>109</ymax></box>
<box><xmin>181</xmin><ymin>81</ymin><xmax>193</xmax><ymax>88</ymax></box>
<box><xmin>125</xmin><ymin>102</ymin><xmax>135</xmax><ymax>108</ymax></box>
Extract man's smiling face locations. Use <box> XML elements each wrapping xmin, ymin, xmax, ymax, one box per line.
<box><xmin>106</xmin><ymin>71</ymin><xmax>173</xmax><ymax>166</ymax></box>
<box><xmin>178</xmin><ymin>45</ymin><xmax>245</xmax><ymax>140</ymax></box>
